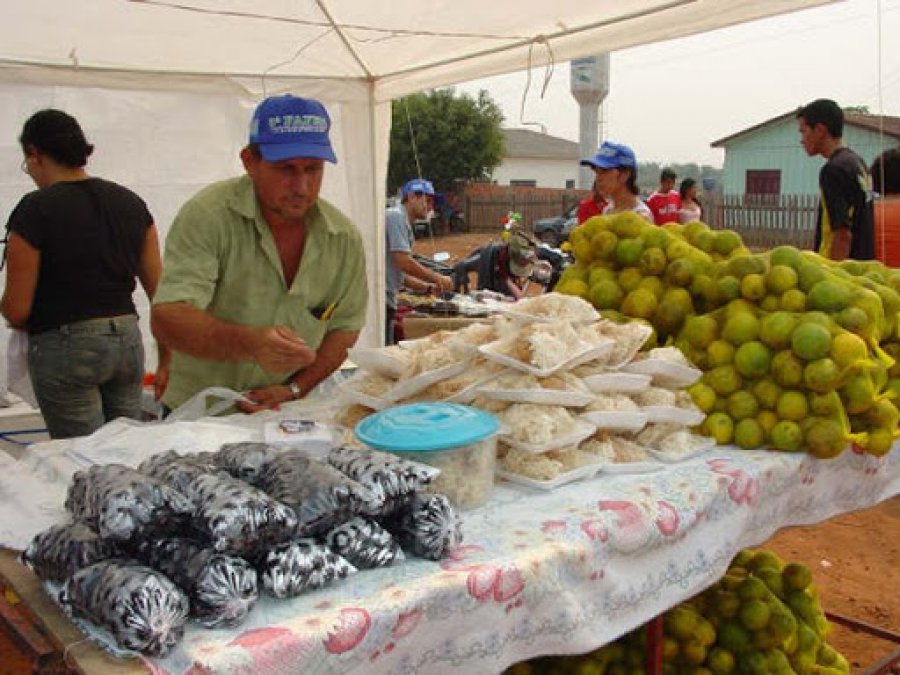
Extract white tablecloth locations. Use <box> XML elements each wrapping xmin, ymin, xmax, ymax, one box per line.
<box><xmin>1</xmin><ymin>410</ymin><xmax>897</xmax><ymax>675</ymax></box>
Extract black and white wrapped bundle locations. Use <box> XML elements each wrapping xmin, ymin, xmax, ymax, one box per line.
<box><xmin>257</xmin><ymin>539</ymin><xmax>356</xmax><ymax>599</ymax></box>
<box><xmin>381</xmin><ymin>494</ymin><xmax>462</xmax><ymax>561</ymax></box>
<box><xmin>325</xmin><ymin>517</ymin><xmax>404</xmax><ymax>569</ymax></box>
<box><xmin>213</xmin><ymin>442</ymin><xmax>285</xmax><ymax>485</ymax></box>
<box><xmin>187</xmin><ymin>471</ymin><xmax>298</xmax><ymax>556</ymax></box>
<box><xmin>138</xmin><ymin>451</ymin><xmax>217</xmax><ymax>497</ymax></box>
<box><xmin>137</xmin><ymin>538</ymin><xmax>258</xmax><ymax>628</ymax></box>
<box><xmin>59</xmin><ymin>559</ymin><xmax>189</xmax><ymax>656</ymax></box>
<box><xmin>64</xmin><ymin>464</ymin><xmax>193</xmax><ymax>542</ymax></box>
<box><xmin>256</xmin><ymin>450</ymin><xmax>377</xmax><ymax>535</ymax></box>
<box><xmin>21</xmin><ymin>522</ymin><xmax>117</xmax><ymax>582</ymax></box>
<box><xmin>326</xmin><ymin>445</ymin><xmax>439</xmax><ymax>516</ymax></box>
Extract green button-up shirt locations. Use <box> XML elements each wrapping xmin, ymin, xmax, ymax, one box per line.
<box><xmin>154</xmin><ymin>175</ymin><xmax>367</xmax><ymax>409</ymax></box>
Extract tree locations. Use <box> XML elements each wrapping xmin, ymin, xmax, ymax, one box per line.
<box><xmin>388</xmin><ymin>89</ymin><xmax>505</xmax><ymax>195</ymax></box>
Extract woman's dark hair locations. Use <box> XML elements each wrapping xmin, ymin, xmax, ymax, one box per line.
<box><xmin>19</xmin><ymin>109</ymin><xmax>94</xmax><ymax>167</ymax></box>
<box><xmin>871</xmin><ymin>148</ymin><xmax>900</xmax><ymax>195</ymax></box>
<box><xmin>679</xmin><ymin>177</ymin><xmax>697</xmax><ymax>201</ymax></box>
<box><xmin>624</xmin><ymin>168</ymin><xmax>639</xmax><ymax>195</ymax></box>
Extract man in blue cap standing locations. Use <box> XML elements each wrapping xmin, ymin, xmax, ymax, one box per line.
<box><xmin>152</xmin><ymin>94</ymin><xmax>368</xmax><ymax>412</ymax></box>
<box><xmin>384</xmin><ymin>178</ymin><xmax>454</xmax><ymax>344</ymax></box>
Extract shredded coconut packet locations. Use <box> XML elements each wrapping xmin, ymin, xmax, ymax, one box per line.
<box><xmin>498</xmin><ymin>404</ymin><xmax>577</xmax><ymax>445</ymax></box>
<box><xmin>495</xmin><ymin>321</ymin><xmax>585</xmax><ymax>370</ymax></box>
<box><xmin>586</xmin><ymin>393</ymin><xmax>639</xmax><ymax>412</ymax></box>
<box><xmin>510</xmin><ymin>292</ymin><xmax>599</xmax><ymax>323</ymax></box>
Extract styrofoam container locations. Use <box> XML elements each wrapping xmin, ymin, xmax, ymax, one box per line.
<box><xmin>579</xmin><ymin>410</ymin><xmax>648</xmax><ymax>433</ymax></box>
<box><xmin>500</xmin><ymin>419</ymin><xmax>597</xmax><ymax>455</ymax></box>
<box><xmin>355</xmin><ymin>403</ymin><xmax>500</xmax><ymax>510</ymax></box>
<box><xmin>497</xmin><ymin>463</ymin><xmax>599</xmax><ymax>490</ymax></box>
<box><xmin>641</xmin><ymin>406</ymin><xmax>706</xmax><ymax>426</ymax></box>
<box><xmin>583</xmin><ymin>372</ymin><xmax>653</xmax><ymax>394</ymax></box>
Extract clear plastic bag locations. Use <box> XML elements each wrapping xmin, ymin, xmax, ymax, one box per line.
<box><xmin>257</xmin><ymin>450</ymin><xmax>377</xmax><ymax>536</ymax></box>
<box><xmin>326</xmin><ymin>445</ymin><xmax>439</xmax><ymax>516</ymax></box>
<box><xmin>137</xmin><ymin>537</ymin><xmax>258</xmax><ymax>628</ymax></box>
<box><xmin>257</xmin><ymin>539</ymin><xmax>356</xmax><ymax>599</ymax></box>
<box><xmin>59</xmin><ymin>559</ymin><xmax>189</xmax><ymax>656</ymax></box>
<box><xmin>65</xmin><ymin>464</ymin><xmax>193</xmax><ymax>542</ymax></box>
<box><xmin>21</xmin><ymin>522</ymin><xmax>117</xmax><ymax>582</ymax></box>
<box><xmin>213</xmin><ymin>442</ymin><xmax>285</xmax><ymax>485</ymax></box>
<box><xmin>188</xmin><ymin>471</ymin><xmax>299</xmax><ymax>556</ymax></box>
<box><xmin>380</xmin><ymin>494</ymin><xmax>462</xmax><ymax>561</ymax></box>
<box><xmin>325</xmin><ymin>517</ymin><xmax>404</xmax><ymax>569</ymax></box>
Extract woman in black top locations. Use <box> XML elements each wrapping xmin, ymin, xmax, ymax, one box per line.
<box><xmin>1</xmin><ymin>109</ymin><xmax>164</xmax><ymax>438</ymax></box>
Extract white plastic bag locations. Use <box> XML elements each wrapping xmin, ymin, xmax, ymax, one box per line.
<box><xmin>164</xmin><ymin>387</ymin><xmax>254</xmax><ymax>422</ymax></box>
<box><xmin>7</xmin><ymin>328</ymin><xmax>38</xmax><ymax>407</ymax></box>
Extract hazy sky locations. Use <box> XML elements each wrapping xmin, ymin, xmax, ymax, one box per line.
<box><xmin>454</xmin><ymin>0</ymin><xmax>900</xmax><ymax>168</ymax></box>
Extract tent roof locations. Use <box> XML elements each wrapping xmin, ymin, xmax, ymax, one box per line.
<box><xmin>0</xmin><ymin>0</ymin><xmax>836</xmax><ymax>100</ymax></box>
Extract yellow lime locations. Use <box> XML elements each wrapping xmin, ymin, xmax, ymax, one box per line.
<box><xmin>798</xmin><ymin>262</ymin><xmax>828</xmax><ymax>293</ymax></box>
<box><xmin>759</xmin><ymin>294</ymin><xmax>781</xmax><ymax>312</ymax></box>
<box><xmin>621</xmin><ymin>288</ymin><xmax>658</xmax><ymax>319</ymax></box>
<box><xmin>738</xmin><ymin>577</ymin><xmax>768</xmax><ymax>601</ymax></box>
<box><xmin>683</xmin><ymin>315</ymin><xmax>719</xmax><ymax>349</ymax></box>
<box><xmin>776</xmin><ymin>390</ymin><xmax>809</xmax><ymax>421</ymax></box>
<box><xmin>688</xmin><ymin>382</ymin><xmax>717</xmax><ymax>412</ymax></box>
<box><xmin>707</xmin><ymin>340</ymin><xmax>736</xmax><ymax>367</ymax></box>
<box><xmin>739</xmin><ymin>599</ymin><xmax>771</xmax><ymax>631</ymax></box>
<box><xmin>589</xmin><ymin>279</ymin><xmax>623</xmax><ymax>310</ymax></box>
<box><xmin>714</xmin><ymin>230</ymin><xmax>743</xmax><ymax>256</ymax></box>
<box><xmin>741</xmin><ymin>273</ymin><xmax>767</xmax><ymax>301</ymax></box>
<box><xmin>752</xmin><ymin>378</ymin><xmax>783</xmax><ymax>410</ymax></box>
<box><xmin>780</xmin><ymin>288</ymin><xmax>807</xmax><ymax>312</ymax></box>
<box><xmin>771</xmin><ymin>350</ymin><xmax>805</xmax><ymax>388</ymax></box>
<box><xmin>757</xmin><ymin>410</ymin><xmax>778</xmax><ymax>435</ymax></box>
<box><xmin>704</xmin><ymin>412</ymin><xmax>734</xmax><ymax>444</ymax></box>
<box><xmin>637</xmin><ymin>275</ymin><xmax>665</xmax><ymax>300</ymax></box>
<box><xmin>864</xmin><ymin>427</ymin><xmax>895</xmax><ymax>457</ymax></box>
<box><xmin>808</xmin><ymin>391</ymin><xmax>842</xmax><ymax>416</ymax></box>
<box><xmin>591</xmin><ymin>230</ymin><xmax>618</xmax><ymax>260</ymax></box>
<box><xmin>734</xmin><ymin>341</ymin><xmax>772</xmax><ymax>378</ymax></box>
<box><xmin>612</xmin><ymin>211</ymin><xmax>646</xmax><ymax>239</ymax></box>
<box><xmin>704</xmin><ymin>365</ymin><xmax>743</xmax><ymax>396</ymax></box>
<box><xmin>556</xmin><ymin>279</ymin><xmax>589</xmax><ymax>298</ymax></box>
<box><xmin>759</xmin><ymin>312</ymin><xmax>798</xmax><ymax>350</ymax></box>
<box><xmin>726</xmin><ymin>390</ymin><xmax>759</xmax><ymax>421</ymax></box>
<box><xmin>638</xmin><ymin>246</ymin><xmax>667</xmax><ymax>276</ymax></box>
<box><xmin>706</xmin><ymin>647</ymin><xmax>736</xmax><ymax>675</ymax></box>
<box><xmin>769</xmin><ymin>245</ymin><xmax>803</xmax><ymax>270</ymax></box>
<box><xmin>836</xmin><ymin>306</ymin><xmax>869</xmax><ymax>332</ymax></box>
<box><xmin>829</xmin><ymin>331</ymin><xmax>868</xmax><ymax>368</ymax></box>
<box><xmin>803</xmin><ymin>358</ymin><xmax>841</xmax><ymax>393</ymax></box>
<box><xmin>734</xmin><ymin>418</ymin><xmax>765</xmax><ymax>449</ymax></box>
<box><xmin>681</xmin><ymin>638</ymin><xmax>707</xmax><ymax>666</ymax></box>
<box><xmin>664</xmin><ymin>605</ymin><xmax>699</xmax><ymax>640</ymax></box>
<box><xmin>781</xmin><ymin>563</ymin><xmax>812</xmax><ymax>593</ymax></box>
<box><xmin>618</xmin><ymin>267</ymin><xmax>643</xmax><ymax>292</ymax></box>
<box><xmin>716</xmin><ymin>275</ymin><xmax>742</xmax><ymax>303</ymax></box>
<box><xmin>770</xmin><ymin>420</ymin><xmax>803</xmax><ymax>451</ymax></box>
<box><xmin>615</xmin><ymin>238</ymin><xmax>645</xmax><ymax>267</ymax></box>
<box><xmin>791</xmin><ymin>323</ymin><xmax>832</xmax><ymax>361</ymax></box>
<box><xmin>808</xmin><ymin>279</ymin><xmax>853</xmax><ymax>312</ymax></box>
<box><xmin>722</xmin><ymin>312</ymin><xmax>760</xmax><ymax>346</ymax></box>
<box><xmin>767</xmin><ymin>264</ymin><xmax>799</xmax><ymax>294</ymax></box>
<box><xmin>839</xmin><ymin>372</ymin><xmax>877</xmax><ymax>414</ymax></box>
<box><xmin>666</xmin><ymin>257</ymin><xmax>695</xmax><ymax>287</ymax></box>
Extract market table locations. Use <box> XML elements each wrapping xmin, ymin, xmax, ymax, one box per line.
<box><xmin>0</xmin><ymin>413</ymin><xmax>897</xmax><ymax>675</ymax></box>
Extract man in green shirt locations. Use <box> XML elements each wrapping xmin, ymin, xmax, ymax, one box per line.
<box><xmin>152</xmin><ymin>95</ymin><xmax>367</xmax><ymax>412</ymax></box>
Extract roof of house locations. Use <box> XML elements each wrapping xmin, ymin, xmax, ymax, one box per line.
<box><xmin>711</xmin><ymin>111</ymin><xmax>900</xmax><ymax>148</ymax></box>
<box><xmin>502</xmin><ymin>127</ymin><xmax>581</xmax><ymax>160</ymax></box>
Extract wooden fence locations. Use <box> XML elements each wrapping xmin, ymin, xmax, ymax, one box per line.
<box><xmin>702</xmin><ymin>193</ymin><xmax>818</xmax><ymax>251</ymax></box>
<box><xmin>462</xmin><ymin>185</ymin><xmax>587</xmax><ymax>234</ymax></box>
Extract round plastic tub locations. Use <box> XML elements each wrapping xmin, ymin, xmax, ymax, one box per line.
<box><xmin>355</xmin><ymin>402</ymin><xmax>500</xmax><ymax>510</ymax></box>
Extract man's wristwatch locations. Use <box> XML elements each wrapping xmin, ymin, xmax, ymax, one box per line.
<box><xmin>288</xmin><ymin>381</ymin><xmax>303</xmax><ymax>400</ymax></box>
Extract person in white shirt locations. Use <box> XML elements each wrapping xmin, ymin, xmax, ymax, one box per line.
<box><xmin>677</xmin><ymin>177</ymin><xmax>703</xmax><ymax>224</ymax></box>
<box><xmin>580</xmin><ymin>141</ymin><xmax>653</xmax><ymax>223</ymax></box>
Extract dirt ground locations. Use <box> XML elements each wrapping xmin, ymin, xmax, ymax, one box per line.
<box><xmin>1</xmin><ymin>232</ymin><xmax>897</xmax><ymax>673</ymax></box>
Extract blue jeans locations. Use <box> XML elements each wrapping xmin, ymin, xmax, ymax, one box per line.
<box><xmin>27</xmin><ymin>315</ymin><xmax>145</xmax><ymax>439</ymax></box>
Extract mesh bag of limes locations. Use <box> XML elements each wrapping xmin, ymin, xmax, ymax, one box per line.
<box><xmin>554</xmin><ymin>213</ymin><xmax>900</xmax><ymax>458</ymax></box>
<box><xmin>504</xmin><ymin>548</ymin><xmax>848</xmax><ymax>675</ymax></box>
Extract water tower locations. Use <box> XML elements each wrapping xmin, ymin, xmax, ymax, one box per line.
<box><xmin>570</xmin><ymin>54</ymin><xmax>610</xmax><ymax>189</ymax></box>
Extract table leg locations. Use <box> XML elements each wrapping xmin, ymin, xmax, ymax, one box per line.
<box><xmin>645</xmin><ymin>614</ymin><xmax>664</xmax><ymax>674</ymax></box>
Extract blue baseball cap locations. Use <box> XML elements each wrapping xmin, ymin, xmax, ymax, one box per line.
<box><xmin>249</xmin><ymin>94</ymin><xmax>337</xmax><ymax>163</ymax></box>
<box><xmin>581</xmin><ymin>141</ymin><xmax>637</xmax><ymax>170</ymax></box>
<box><xmin>401</xmin><ymin>178</ymin><xmax>435</xmax><ymax>200</ymax></box>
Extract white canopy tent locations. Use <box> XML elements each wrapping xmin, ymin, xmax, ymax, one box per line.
<box><xmin>0</xmin><ymin>0</ymin><xmax>835</xmax><ymax>382</ymax></box>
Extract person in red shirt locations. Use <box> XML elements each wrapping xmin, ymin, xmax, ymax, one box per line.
<box><xmin>577</xmin><ymin>180</ymin><xmax>608</xmax><ymax>224</ymax></box>
<box><xmin>645</xmin><ymin>167</ymin><xmax>682</xmax><ymax>225</ymax></box>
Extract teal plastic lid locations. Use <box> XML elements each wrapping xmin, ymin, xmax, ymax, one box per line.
<box><xmin>354</xmin><ymin>402</ymin><xmax>500</xmax><ymax>452</ymax></box>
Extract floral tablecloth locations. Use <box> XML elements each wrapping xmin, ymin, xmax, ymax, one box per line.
<box><xmin>0</xmin><ymin>414</ymin><xmax>897</xmax><ymax>675</ymax></box>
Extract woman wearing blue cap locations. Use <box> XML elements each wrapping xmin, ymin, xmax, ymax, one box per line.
<box><xmin>580</xmin><ymin>141</ymin><xmax>654</xmax><ymax>223</ymax></box>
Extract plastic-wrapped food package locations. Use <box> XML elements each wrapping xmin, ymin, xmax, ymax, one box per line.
<box><xmin>257</xmin><ymin>539</ymin><xmax>356</xmax><ymax>599</ymax></box>
<box><xmin>326</xmin><ymin>445</ymin><xmax>439</xmax><ymax>515</ymax></box>
<box><xmin>381</xmin><ymin>494</ymin><xmax>462</xmax><ymax>561</ymax></box>
<box><xmin>139</xmin><ymin>451</ymin><xmax>217</xmax><ymax>497</ymax></box>
<box><xmin>65</xmin><ymin>464</ymin><xmax>194</xmax><ymax>542</ymax></box>
<box><xmin>213</xmin><ymin>442</ymin><xmax>285</xmax><ymax>485</ymax></box>
<box><xmin>189</xmin><ymin>472</ymin><xmax>298</xmax><ymax>556</ymax></box>
<box><xmin>138</xmin><ymin>538</ymin><xmax>258</xmax><ymax>628</ymax></box>
<box><xmin>325</xmin><ymin>517</ymin><xmax>404</xmax><ymax>569</ymax></box>
<box><xmin>21</xmin><ymin>522</ymin><xmax>117</xmax><ymax>582</ymax></box>
<box><xmin>257</xmin><ymin>450</ymin><xmax>377</xmax><ymax>535</ymax></box>
<box><xmin>59</xmin><ymin>560</ymin><xmax>189</xmax><ymax>656</ymax></box>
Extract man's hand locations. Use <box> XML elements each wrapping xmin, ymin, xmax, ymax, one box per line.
<box><xmin>436</xmin><ymin>274</ymin><xmax>454</xmax><ymax>293</ymax></box>
<box><xmin>238</xmin><ymin>383</ymin><xmax>293</xmax><ymax>413</ymax></box>
<box><xmin>252</xmin><ymin>325</ymin><xmax>316</xmax><ymax>374</ymax></box>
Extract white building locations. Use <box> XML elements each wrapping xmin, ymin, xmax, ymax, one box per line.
<box><xmin>491</xmin><ymin>128</ymin><xmax>581</xmax><ymax>189</ymax></box>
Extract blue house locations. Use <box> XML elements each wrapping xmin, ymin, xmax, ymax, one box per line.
<box><xmin>712</xmin><ymin>111</ymin><xmax>900</xmax><ymax>196</ymax></box>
